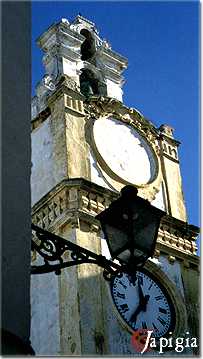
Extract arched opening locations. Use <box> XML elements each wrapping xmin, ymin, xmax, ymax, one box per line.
<box><xmin>79</xmin><ymin>69</ymin><xmax>99</xmax><ymax>97</ymax></box>
<box><xmin>80</xmin><ymin>29</ymin><xmax>96</xmax><ymax>61</ymax></box>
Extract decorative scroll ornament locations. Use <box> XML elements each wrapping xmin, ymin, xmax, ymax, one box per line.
<box><xmin>84</xmin><ymin>97</ymin><xmax>159</xmax><ymax>147</ymax></box>
<box><xmin>42</xmin><ymin>75</ymin><xmax>56</xmax><ymax>91</ymax></box>
<box><xmin>31</xmin><ymin>223</ymin><xmax>123</xmax><ymax>280</ymax></box>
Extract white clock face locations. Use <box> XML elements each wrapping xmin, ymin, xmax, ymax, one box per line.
<box><xmin>93</xmin><ymin>118</ymin><xmax>157</xmax><ymax>186</ymax></box>
<box><xmin>111</xmin><ymin>271</ymin><xmax>175</xmax><ymax>338</ymax></box>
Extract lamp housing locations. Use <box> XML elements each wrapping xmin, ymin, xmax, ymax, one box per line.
<box><xmin>96</xmin><ymin>185</ymin><xmax>165</xmax><ymax>271</ymax></box>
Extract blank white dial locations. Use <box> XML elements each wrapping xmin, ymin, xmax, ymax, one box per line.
<box><xmin>111</xmin><ymin>271</ymin><xmax>174</xmax><ymax>338</ymax></box>
<box><xmin>93</xmin><ymin>118</ymin><xmax>157</xmax><ymax>185</ymax></box>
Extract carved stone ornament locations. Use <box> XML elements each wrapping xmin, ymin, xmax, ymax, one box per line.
<box><xmin>84</xmin><ymin>97</ymin><xmax>163</xmax><ymax>200</ymax></box>
<box><xmin>70</xmin><ymin>15</ymin><xmax>96</xmax><ymax>32</ymax></box>
<box><xmin>32</xmin><ymin>178</ymin><xmax>116</xmax><ymax>233</ymax></box>
<box><xmin>62</xmin><ymin>75</ymin><xmax>80</xmax><ymax>92</ymax></box>
<box><xmin>158</xmin><ymin>216</ymin><xmax>199</xmax><ymax>258</ymax></box>
<box><xmin>70</xmin><ymin>15</ymin><xmax>101</xmax><ymax>44</ymax></box>
<box><xmin>42</xmin><ymin>74</ymin><xmax>56</xmax><ymax>91</ymax></box>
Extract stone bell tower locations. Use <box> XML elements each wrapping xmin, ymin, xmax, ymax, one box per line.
<box><xmin>31</xmin><ymin>15</ymin><xmax>199</xmax><ymax>356</ymax></box>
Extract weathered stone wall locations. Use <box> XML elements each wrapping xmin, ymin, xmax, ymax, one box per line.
<box><xmin>31</xmin><ymin>85</ymin><xmax>89</xmax><ymax>206</ymax></box>
<box><xmin>58</xmin><ymin>226</ymin><xmax>82</xmax><ymax>355</ymax></box>
<box><xmin>160</xmin><ymin>156</ymin><xmax>187</xmax><ymax>221</ymax></box>
<box><xmin>31</xmin><ymin>118</ymin><xmax>55</xmax><ymax>205</ymax></box>
<box><xmin>65</xmin><ymin>111</ymin><xmax>90</xmax><ymax>179</ymax></box>
<box><xmin>76</xmin><ymin>225</ymin><xmax>104</xmax><ymax>355</ymax></box>
<box><xmin>180</xmin><ymin>264</ymin><xmax>200</xmax><ymax>355</ymax></box>
<box><xmin>30</xmin><ymin>271</ymin><xmax>60</xmax><ymax>355</ymax></box>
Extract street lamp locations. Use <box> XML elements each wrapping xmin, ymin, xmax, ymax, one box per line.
<box><xmin>96</xmin><ymin>185</ymin><xmax>165</xmax><ymax>273</ymax></box>
<box><xmin>31</xmin><ymin>185</ymin><xmax>165</xmax><ymax>279</ymax></box>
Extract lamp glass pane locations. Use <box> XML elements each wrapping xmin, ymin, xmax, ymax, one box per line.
<box><xmin>131</xmin><ymin>206</ymin><xmax>163</xmax><ymax>255</ymax></box>
<box><xmin>102</xmin><ymin>224</ymin><xmax>129</xmax><ymax>257</ymax></box>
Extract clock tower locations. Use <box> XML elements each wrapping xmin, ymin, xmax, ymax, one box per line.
<box><xmin>31</xmin><ymin>15</ymin><xmax>199</xmax><ymax>355</ymax></box>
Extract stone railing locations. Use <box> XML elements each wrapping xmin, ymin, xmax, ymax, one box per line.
<box><xmin>32</xmin><ymin>178</ymin><xmax>117</xmax><ymax>230</ymax></box>
<box><xmin>32</xmin><ymin>178</ymin><xmax>199</xmax><ymax>257</ymax></box>
<box><xmin>158</xmin><ymin>219</ymin><xmax>198</xmax><ymax>256</ymax></box>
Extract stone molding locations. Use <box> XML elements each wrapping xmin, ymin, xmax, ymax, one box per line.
<box><xmin>70</xmin><ymin>15</ymin><xmax>98</xmax><ymax>37</ymax></box>
<box><xmin>32</xmin><ymin>178</ymin><xmax>199</xmax><ymax>259</ymax></box>
<box><xmin>31</xmin><ymin>107</ymin><xmax>51</xmax><ymax>131</ymax></box>
<box><xmin>64</xmin><ymin>94</ymin><xmax>84</xmax><ymax>115</ymax></box>
<box><xmin>32</xmin><ymin>178</ymin><xmax>117</xmax><ymax>232</ymax></box>
<box><xmin>59</xmin><ymin>74</ymin><xmax>80</xmax><ymax>93</ymax></box>
<box><xmin>159</xmin><ymin>134</ymin><xmax>180</xmax><ymax>163</ymax></box>
<box><xmin>158</xmin><ymin>125</ymin><xmax>181</xmax><ymax>162</ymax></box>
<box><xmin>155</xmin><ymin>241</ymin><xmax>199</xmax><ymax>270</ymax></box>
<box><xmin>37</xmin><ymin>21</ymin><xmax>84</xmax><ymax>58</ymax></box>
<box><xmin>84</xmin><ymin>97</ymin><xmax>163</xmax><ymax>201</ymax></box>
<box><xmin>47</xmin><ymin>75</ymin><xmax>85</xmax><ymax>107</ymax></box>
<box><xmin>158</xmin><ymin>220</ymin><xmax>198</xmax><ymax>255</ymax></box>
<box><xmin>31</xmin><ymin>76</ymin><xmax>85</xmax><ymax>130</ymax></box>
<box><xmin>84</xmin><ymin>96</ymin><xmax>159</xmax><ymax>149</ymax></box>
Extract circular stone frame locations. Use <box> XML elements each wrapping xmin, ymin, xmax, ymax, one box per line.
<box><xmin>91</xmin><ymin>116</ymin><xmax>159</xmax><ymax>187</ymax></box>
<box><xmin>107</xmin><ymin>259</ymin><xmax>187</xmax><ymax>347</ymax></box>
<box><xmin>85</xmin><ymin>113</ymin><xmax>163</xmax><ymax>199</ymax></box>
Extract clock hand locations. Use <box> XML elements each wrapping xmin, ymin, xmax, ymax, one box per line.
<box><xmin>142</xmin><ymin>294</ymin><xmax>150</xmax><ymax>312</ymax></box>
<box><xmin>130</xmin><ymin>302</ymin><xmax>143</xmax><ymax>323</ymax></box>
<box><xmin>138</xmin><ymin>280</ymin><xmax>145</xmax><ymax>302</ymax></box>
<box><xmin>130</xmin><ymin>294</ymin><xmax>150</xmax><ymax>323</ymax></box>
<box><xmin>137</xmin><ymin>278</ymin><xmax>150</xmax><ymax>308</ymax></box>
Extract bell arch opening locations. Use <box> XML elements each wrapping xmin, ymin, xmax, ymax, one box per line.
<box><xmin>80</xmin><ymin>29</ymin><xmax>96</xmax><ymax>61</ymax></box>
<box><xmin>79</xmin><ymin>68</ymin><xmax>99</xmax><ymax>97</ymax></box>
<box><xmin>79</xmin><ymin>68</ymin><xmax>107</xmax><ymax>98</ymax></box>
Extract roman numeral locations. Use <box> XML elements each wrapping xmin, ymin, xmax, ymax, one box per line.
<box><xmin>142</xmin><ymin>321</ymin><xmax>147</xmax><ymax>329</ymax></box>
<box><xmin>119</xmin><ymin>304</ymin><xmax>129</xmax><ymax>313</ymax></box>
<box><xmin>158</xmin><ymin>316</ymin><xmax>166</xmax><ymax>326</ymax></box>
<box><xmin>148</xmin><ymin>283</ymin><xmax>153</xmax><ymax>290</ymax></box>
<box><xmin>119</xmin><ymin>281</ymin><xmax>127</xmax><ymax>289</ymax></box>
<box><xmin>117</xmin><ymin>292</ymin><xmax>125</xmax><ymax>299</ymax></box>
<box><xmin>155</xmin><ymin>295</ymin><xmax>163</xmax><ymax>301</ymax></box>
<box><xmin>152</xmin><ymin>323</ymin><xmax>158</xmax><ymax>331</ymax></box>
<box><xmin>159</xmin><ymin>307</ymin><xmax>167</xmax><ymax>314</ymax></box>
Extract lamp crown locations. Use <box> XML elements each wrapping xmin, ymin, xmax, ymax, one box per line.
<box><xmin>120</xmin><ymin>185</ymin><xmax>138</xmax><ymax>200</ymax></box>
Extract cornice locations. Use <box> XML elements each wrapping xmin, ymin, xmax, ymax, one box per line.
<box><xmin>32</xmin><ymin>178</ymin><xmax>199</xmax><ymax>258</ymax></box>
<box><xmin>159</xmin><ymin>133</ymin><xmax>181</xmax><ymax>147</ymax></box>
<box><xmin>155</xmin><ymin>241</ymin><xmax>199</xmax><ymax>269</ymax></box>
<box><xmin>31</xmin><ymin>107</ymin><xmax>51</xmax><ymax>131</ymax></box>
<box><xmin>31</xmin><ymin>76</ymin><xmax>86</xmax><ymax>130</ymax></box>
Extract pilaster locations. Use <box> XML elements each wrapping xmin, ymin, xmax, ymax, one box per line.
<box><xmin>159</xmin><ymin>125</ymin><xmax>187</xmax><ymax>221</ymax></box>
<box><xmin>31</xmin><ymin>76</ymin><xmax>91</xmax><ymax>205</ymax></box>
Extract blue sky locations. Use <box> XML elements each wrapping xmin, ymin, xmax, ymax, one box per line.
<box><xmin>32</xmin><ymin>1</ymin><xmax>200</xmax><ymax>237</ymax></box>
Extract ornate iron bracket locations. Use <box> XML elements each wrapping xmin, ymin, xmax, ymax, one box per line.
<box><xmin>31</xmin><ymin>224</ymin><xmax>124</xmax><ymax>280</ymax></box>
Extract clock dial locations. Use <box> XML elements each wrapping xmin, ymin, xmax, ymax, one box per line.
<box><xmin>111</xmin><ymin>271</ymin><xmax>175</xmax><ymax>338</ymax></box>
<box><xmin>93</xmin><ymin>117</ymin><xmax>157</xmax><ymax>186</ymax></box>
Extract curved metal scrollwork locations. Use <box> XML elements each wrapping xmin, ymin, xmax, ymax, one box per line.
<box><xmin>31</xmin><ymin>224</ymin><xmax>123</xmax><ymax>280</ymax></box>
